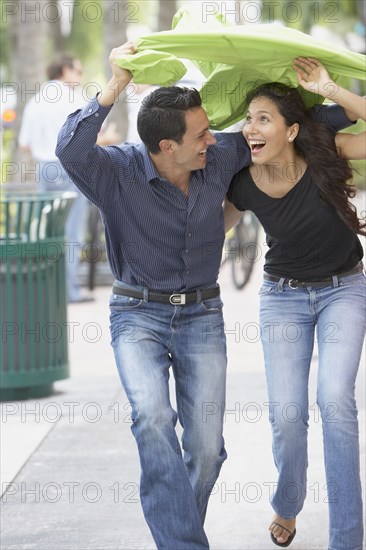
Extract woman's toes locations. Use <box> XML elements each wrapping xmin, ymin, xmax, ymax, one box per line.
<box><xmin>269</xmin><ymin>515</ymin><xmax>296</xmax><ymax>544</ymax></box>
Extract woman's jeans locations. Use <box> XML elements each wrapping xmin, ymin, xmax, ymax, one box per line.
<box><xmin>259</xmin><ymin>269</ymin><xmax>366</xmax><ymax>550</ymax></box>
<box><xmin>109</xmin><ymin>282</ymin><xmax>227</xmax><ymax>550</ymax></box>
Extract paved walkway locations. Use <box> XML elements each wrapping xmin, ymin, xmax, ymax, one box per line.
<box><xmin>1</xmin><ymin>234</ymin><xmax>365</xmax><ymax>549</ymax></box>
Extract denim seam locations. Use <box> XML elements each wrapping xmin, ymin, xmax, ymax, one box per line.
<box><xmin>308</xmin><ymin>289</ymin><xmax>319</xmax><ymax>319</ymax></box>
<box><xmin>168</xmin><ymin>308</ymin><xmax>178</xmax><ymax>351</ymax></box>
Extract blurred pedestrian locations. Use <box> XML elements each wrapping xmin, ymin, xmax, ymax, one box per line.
<box><xmin>19</xmin><ymin>53</ymin><xmax>92</xmax><ymax>302</ymax></box>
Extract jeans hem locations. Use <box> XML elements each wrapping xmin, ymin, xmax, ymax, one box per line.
<box><xmin>271</xmin><ymin>503</ymin><xmax>303</xmax><ymax>520</ymax></box>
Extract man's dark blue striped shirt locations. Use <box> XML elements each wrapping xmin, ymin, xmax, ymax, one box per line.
<box><xmin>56</xmin><ymin>97</ymin><xmax>353</xmax><ymax>292</ymax></box>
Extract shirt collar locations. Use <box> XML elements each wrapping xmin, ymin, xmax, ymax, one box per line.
<box><xmin>139</xmin><ymin>144</ymin><xmax>160</xmax><ymax>183</ymax></box>
<box><xmin>138</xmin><ymin>143</ymin><xmax>211</xmax><ymax>184</ymax></box>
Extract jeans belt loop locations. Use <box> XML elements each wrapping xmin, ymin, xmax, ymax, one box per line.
<box><xmin>143</xmin><ymin>288</ymin><xmax>149</xmax><ymax>302</ymax></box>
<box><xmin>277</xmin><ymin>277</ymin><xmax>286</xmax><ymax>292</ymax></box>
<box><xmin>332</xmin><ymin>274</ymin><xmax>339</xmax><ymax>288</ymax></box>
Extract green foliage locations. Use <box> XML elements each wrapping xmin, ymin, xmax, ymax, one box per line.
<box><xmin>352</xmin><ymin>159</ymin><xmax>365</xmax><ymax>189</ymax></box>
<box><xmin>1</xmin><ymin>129</ymin><xmax>15</xmax><ymax>184</ymax></box>
<box><xmin>66</xmin><ymin>0</ymin><xmax>104</xmax><ymax>63</ymax></box>
<box><xmin>260</xmin><ymin>0</ymin><xmax>362</xmax><ymax>33</ymax></box>
<box><xmin>339</xmin><ymin>0</ymin><xmax>360</xmax><ymax>17</ymax></box>
<box><xmin>0</xmin><ymin>13</ymin><xmax>10</xmax><ymax>78</ymax></box>
<box><xmin>345</xmin><ymin>120</ymin><xmax>366</xmax><ymax>189</ymax></box>
<box><xmin>135</xmin><ymin>0</ymin><xmax>159</xmax><ymax>28</ymax></box>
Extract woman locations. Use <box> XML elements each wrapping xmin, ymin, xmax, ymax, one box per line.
<box><xmin>226</xmin><ymin>58</ymin><xmax>366</xmax><ymax>549</ymax></box>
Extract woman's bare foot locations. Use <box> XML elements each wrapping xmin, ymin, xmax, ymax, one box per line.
<box><xmin>269</xmin><ymin>515</ymin><xmax>296</xmax><ymax>546</ymax></box>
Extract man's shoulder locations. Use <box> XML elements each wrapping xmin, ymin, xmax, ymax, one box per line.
<box><xmin>214</xmin><ymin>131</ymin><xmax>245</xmax><ymax>143</ymax></box>
<box><xmin>104</xmin><ymin>141</ymin><xmax>145</xmax><ymax>169</ymax></box>
<box><xmin>207</xmin><ymin>131</ymin><xmax>247</xmax><ymax>163</ymax></box>
<box><xmin>107</xmin><ymin>141</ymin><xmax>143</xmax><ymax>156</ymax></box>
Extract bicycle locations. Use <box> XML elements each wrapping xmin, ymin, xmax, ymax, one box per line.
<box><xmin>222</xmin><ymin>211</ymin><xmax>260</xmax><ymax>289</ymax></box>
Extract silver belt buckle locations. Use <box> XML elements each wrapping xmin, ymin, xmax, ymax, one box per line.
<box><xmin>288</xmin><ymin>279</ymin><xmax>299</xmax><ymax>289</ymax></box>
<box><xmin>169</xmin><ymin>293</ymin><xmax>186</xmax><ymax>305</ymax></box>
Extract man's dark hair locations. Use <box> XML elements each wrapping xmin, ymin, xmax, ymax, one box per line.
<box><xmin>137</xmin><ymin>87</ymin><xmax>202</xmax><ymax>153</ymax></box>
<box><xmin>47</xmin><ymin>53</ymin><xmax>79</xmax><ymax>81</ymax></box>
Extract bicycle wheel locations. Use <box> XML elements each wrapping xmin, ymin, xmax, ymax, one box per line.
<box><xmin>231</xmin><ymin>212</ymin><xmax>260</xmax><ymax>289</ymax></box>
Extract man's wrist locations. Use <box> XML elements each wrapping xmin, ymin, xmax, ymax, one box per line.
<box><xmin>98</xmin><ymin>75</ymin><xmax>131</xmax><ymax>107</ymax></box>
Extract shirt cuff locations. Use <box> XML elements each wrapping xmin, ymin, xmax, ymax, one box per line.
<box><xmin>325</xmin><ymin>104</ymin><xmax>357</xmax><ymax>133</ymax></box>
<box><xmin>80</xmin><ymin>96</ymin><xmax>113</xmax><ymax>124</ymax></box>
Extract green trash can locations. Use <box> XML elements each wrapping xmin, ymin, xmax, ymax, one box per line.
<box><xmin>0</xmin><ymin>192</ymin><xmax>76</xmax><ymax>401</ymax></box>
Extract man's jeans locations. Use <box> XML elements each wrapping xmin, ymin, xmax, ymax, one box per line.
<box><xmin>110</xmin><ymin>281</ymin><xmax>227</xmax><ymax>550</ymax></box>
<box><xmin>38</xmin><ymin>160</ymin><xmax>88</xmax><ymax>302</ymax></box>
<box><xmin>259</xmin><ymin>269</ymin><xmax>366</xmax><ymax>550</ymax></box>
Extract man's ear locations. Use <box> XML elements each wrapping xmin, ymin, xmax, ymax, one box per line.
<box><xmin>159</xmin><ymin>139</ymin><xmax>177</xmax><ymax>154</ymax></box>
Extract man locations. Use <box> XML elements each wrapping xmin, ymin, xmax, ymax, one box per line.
<box><xmin>56</xmin><ymin>42</ymin><xmax>356</xmax><ymax>548</ymax></box>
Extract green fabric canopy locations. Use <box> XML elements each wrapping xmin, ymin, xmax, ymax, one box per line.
<box><xmin>115</xmin><ymin>49</ymin><xmax>187</xmax><ymax>86</ymax></box>
<box><xmin>116</xmin><ymin>6</ymin><xmax>366</xmax><ymax>129</ymax></box>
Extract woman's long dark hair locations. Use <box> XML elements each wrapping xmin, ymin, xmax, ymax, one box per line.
<box><xmin>245</xmin><ymin>82</ymin><xmax>365</xmax><ymax>236</ymax></box>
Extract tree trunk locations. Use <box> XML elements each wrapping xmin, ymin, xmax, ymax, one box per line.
<box><xmin>48</xmin><ymin>0</ymin><xmax>66</xmax><ymax>55</ymax></box>
<box><xmin>103</xmin><ymin>0</ymin><xmax>129</xmax><ymax>141</ymax></box>
<box><xmin>67</xmin><ymin>0</ymin><xmax>103</xmax><ymax>63</ymax></box>
<box><xmin>157</xmin><ymin>0</ymin><xmax>177</xmax><ymax>31</ymax></box>
<box><xmin>9</xmin><ymin>0</ymin><xmax>48</xmax><ymax>183</ymax></box>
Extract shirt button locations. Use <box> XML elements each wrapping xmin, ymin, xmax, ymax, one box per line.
<box><xmin>185</xmin><ymin>249</ymin><xmax>189</xmax><ymax>253</ymax></box>
<box><xmin>95</xmin><ymin>113</ymin><xmax>99</xmax><ymax>117</ymax></box>
<box><xmin>186</xmin><ymin>270</ymin><xmax>190</xmax><ymax>274</ymax></box>
<box><xmin>88</xmin><ymin>108</ymin><xmax>92</xmax><ymax>113</ymax></box>
<box><xmin>188</xmin><ymin>233</ymin><xmax>192</xmax><ymax>237</ymax></box>
<box><xmin>70</xmin><ymin>131</ymin><xmax>74</xmax><ymax>136</ymax></box>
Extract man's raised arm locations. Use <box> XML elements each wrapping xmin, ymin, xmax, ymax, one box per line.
<box><xmin>97</xmin><ymin>42</ymin><xmax>135</xmax><ymax>107</ymax></box>
<box><xmin>55</xmin><ymin>43</ymin><xmax>135</xmax><ymax>203</ymax></box>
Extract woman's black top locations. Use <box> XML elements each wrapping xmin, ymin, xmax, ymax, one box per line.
<box><xmin>227</xmin><ymin>167</ymin><xmax>363</xmax><ymax>280</ymax></box>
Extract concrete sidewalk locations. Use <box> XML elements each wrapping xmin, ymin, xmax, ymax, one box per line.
<box><xmin>1</xmin><ymin>252</ymin><xmax>365</xmax><ymax>550</ymax></box>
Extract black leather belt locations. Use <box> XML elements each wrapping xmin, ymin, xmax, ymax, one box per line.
<box><xmin>112</xmin><ymin>284</ymin><xmax>220</xmax><ymax>305</ymax></box>
<box><xmin>263</xmin><ymin>263</ymin><xmax>364</xmax><ymax>289</ymax></box>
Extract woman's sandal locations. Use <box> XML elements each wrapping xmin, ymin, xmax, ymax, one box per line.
<box><xmin>269</xmin><ymin>521</ymin><xmax>296</xmax><ymax>547</ymax></box>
